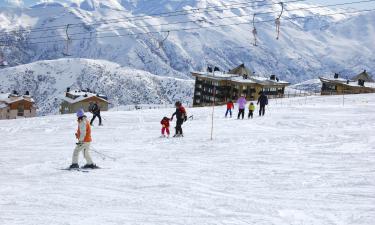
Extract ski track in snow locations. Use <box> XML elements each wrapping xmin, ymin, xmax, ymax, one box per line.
<box><xmin>1</xmin><ymin>94</ymin><xmax>375</xmax><ymax>225</ymax></box>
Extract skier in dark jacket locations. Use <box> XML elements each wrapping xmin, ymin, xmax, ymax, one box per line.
<box><xmin>170</xmin><ymin>101</ymin><xmax>187</xmax><ymax>137</ymax></box>
<box><xmin>89</xmin><ymin>101</ymin><xmax>102</xmax><ymax>126</ymax></box>
<box><xmin>257</xmin><ymin>92</ymin><xmax>268</xmax><ymax>116</ymax></box>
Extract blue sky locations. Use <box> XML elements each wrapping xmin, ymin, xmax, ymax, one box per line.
<box><xmin>0</xmin><ymin>0</ymin><xmax>374</xmax><ymax>9</ymax></box>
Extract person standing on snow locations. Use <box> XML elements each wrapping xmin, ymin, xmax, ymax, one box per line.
<box><xmin>171</xmin><ymin>101</ymin><xmax>187</xmax><ymax>137</ymax></box>
<box><xmin>237</xmin><ymin>94</ymin><xmax>247</xmax><ymax>119</ymax></box>
<box><xmin>225</xmin><ymin>100</ymin><xmax>234</xmax><ymax>118</ymax></box>
<box><xmin>90</xmin><ymin>101</ymin><xmax>102</xmax><ymax>126</ymax></box>
<box><xmin>248</xmin><ymin>102</ymin><xmax>255</xmax><ymax>119</ymax></box>
<box><xmin>69</xmin><ymin>109</ymin><xmax>98</xmax><ymax>169</ymax></box>
<box><xmin>160</xmin><ymin>116</ymin><xmax>171</xmax><ymax>138</ymax></box>
<box><xmin>257</xmin><ymin>92</ymin><xmax>268</xmax><ymax>116</ymax></box>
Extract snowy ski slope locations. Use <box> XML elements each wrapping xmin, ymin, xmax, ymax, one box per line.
<box><xmin>0</xmin><ymin>94</ymin><xmax>375</xmax><ymax>225</ymax></box>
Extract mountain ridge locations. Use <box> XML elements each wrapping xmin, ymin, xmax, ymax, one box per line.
<box><xmin>0</xmin><ymin>0</ymin><xmax>374</xmax><ymax>83</ymax></box>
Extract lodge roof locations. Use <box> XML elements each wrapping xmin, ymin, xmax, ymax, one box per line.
<box><xmin>228</xmin><ymin>63</ymin><xmax>253</xmax><ymax>76</ymax></box>
<box><xmin>351</xmin><ymin>70</ymin><xmax>374</xmax><ymax>82</ymax></box>
<box><xmin>0</xmin><ymin>93</ymin><xmax>35</xmax><ymax>105</ymax></box>
<box><xmin>319</xmin><ymin>77</ymin><xmax>375</xmax><ymax>88</ymax></box>
<box><xmin>192</xmin><ymin>71</ymin><xmax>289</xmax><ymax>86</ymax></box>
<box><xmin>63</xmin><ymin>90</ymin><xmax>109</xmax><ymax>104</ymax></box>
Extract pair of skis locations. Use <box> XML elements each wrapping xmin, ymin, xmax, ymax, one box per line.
<box><xmin>60</xmin><ymin>167</ymin><xmax>102</xmax><ymax>173</ymax></box>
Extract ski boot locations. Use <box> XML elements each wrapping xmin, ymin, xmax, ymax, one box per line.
<box><xmin>69</xmin><ymin>163</ymin><xmax>79</xmax><ymax>169</ymax></box>
<box><xmin>82</xmin><ymin>164</ymin><xmax>100</xmax><ymax>169</ymax></box>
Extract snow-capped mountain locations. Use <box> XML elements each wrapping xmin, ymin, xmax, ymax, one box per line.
<box><xmin>0</xmin><ymin>0</ymin><xmax>374</xmax><ymax>82</ymax></box>
<box><xmin>0</xmin><ymin>58</ymin><xmax>194</xmax><ymax>115</ymax></box>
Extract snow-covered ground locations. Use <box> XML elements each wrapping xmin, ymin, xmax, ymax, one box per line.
<box><xmin>1</xmin><ymin>94</ymin><xmax>375</xmax><ymax>225</ymax></box>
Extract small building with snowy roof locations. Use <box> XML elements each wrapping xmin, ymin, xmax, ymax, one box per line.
<box><xmin>191</xmin><ymin>64</ymin><xmax>290</xmax><ymax>107</ymax></box>
<box><xmin>0</xmin><ymin>91</ymin><xmax>36</xmax><ymax>120</ymax></box>
<box><xmin>60</xmin><ymin>88</ymin><xmax>109</xmax><ymax>114</ymax></box>
<box><xmin>319</xmin><ymin>71</ymin><xmax>375</xmax><ymax>95</ymax></box>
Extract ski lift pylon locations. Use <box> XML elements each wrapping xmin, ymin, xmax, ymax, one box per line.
<box><xmin>63</xmin><ymin>24</ymin><xmax>72</xmax><ymax>56</ymax></box>
<box><xmin>275</xmin><ymin>2</ymin><xmax>284</xmax><ymax>40</ymax></box>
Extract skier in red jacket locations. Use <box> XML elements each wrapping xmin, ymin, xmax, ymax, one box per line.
<box><xmin>225</xmin><ymin>100</ymin><xmax>234</xmax><ymax>118</ymax></box>
<box><xmin>160</xmin><ymin>116</ymin><xmax>170</xmax><ymax>137</ymax></box>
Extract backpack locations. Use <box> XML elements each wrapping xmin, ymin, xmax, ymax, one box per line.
<box><xmin>179</xmin><ymin>106</ymin><xmax>187</xmax><ymax>121</ymax></box>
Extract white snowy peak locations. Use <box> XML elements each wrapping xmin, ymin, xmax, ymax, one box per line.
<box><xmin>0</xmin><ymin>0</ymin><xmax>374</xmax><ymax>83</ymax></box>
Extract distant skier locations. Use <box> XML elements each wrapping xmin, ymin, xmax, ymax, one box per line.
<box><xmin>160</xmin><ymin>116</ymin><xmax>171</xmax><ymax>138</ymax></box>
<box><xmin>69</xmin><ymin>109</ymin><xmax>98</xmax><ymax>169</ymax></box>
<box><xmin>248</xmin><ymin>102</ymin><xmax>255</xmax><ymax>119</ymax></box>
<box><xmin>225</xmin><ymin>100</ymin><xmax>234</xmax><ymax>118</ymax></box>
<box><xmin>237</xmin><ymin>94</ymin><xmax>247</xmax><ymax>119</ymax></box>
<box><xmin>257</xmin><ymin>92</ymin><xmax>268</xmax><ymax>116</ymax></box>
<box><xmin>171</xmin><ymin>101</ymin><xmax>187</xmax><ymax>137</ymax></box>
<box><xmin>89</xmin><ymin>101</ymin><xmax>102</xmax><ymax>126</ymax></box>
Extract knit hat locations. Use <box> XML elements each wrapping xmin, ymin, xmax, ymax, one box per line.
<box><xmin>76</xmin><ymin>109</ymin><xmax>85</xmax><ymax>118</ymax></box>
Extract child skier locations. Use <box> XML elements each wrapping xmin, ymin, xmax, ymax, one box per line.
<box><xmin>69</xmin><ymin>109</ymin><xmax>99</xmax><ymax>169</ymax></box>
<box><xmin>160</xmin><ymin>116</ymin><xmax>170</xmax><ymax>137</ymax></box>
<box><xmin>248</xmin><ymin>102</ymin><xmax>255</xmax><ymax>119</ymax></box>
<box><xmin>225</xmin><ymin>100</ymin><xmax>234</xmax><ymax>118</ymax></box>
<box><xmin>171</xmin><ymin>101</ymin><xmax>187</xmax><ymax>137</ymax></box>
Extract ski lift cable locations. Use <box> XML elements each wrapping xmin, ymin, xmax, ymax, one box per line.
<box><xmin>0</xmin><ymin>0</ymin><xmax>307</xmax><ymax>37</ymax></box>
<box><xmin>3</xmin><ymin>0</ymin><xmax>373</xmax><ymax>43</ymax></box>
<box><xmin>0</xmin><ymin>0</ymin><xmax>371</xmax><ymax>39</ymax></box>
<box><xmin>0</xmin><ymin>8</ymin><xmax>374</xmax><ymax>47</ymax></box>
<box><xmin>2</xmin><ymin>8</ymin><xmax>373</xmax><ymax>46</ymax></box>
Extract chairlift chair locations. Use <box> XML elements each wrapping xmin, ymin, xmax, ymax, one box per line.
<box><xmin>275</xmin><ymin>2</ymin><xmax>284</xmax><ymax>40</ymax></box>
<box><xmin>252</xmin><ymin>14</ymin><xmax>258</xmax><ymax>46</ymax></box>
<box><xmin>0</xmin><ymin>51</ymin><xmax>8</xmax><ymax>67</ymax></box>
<box><xmin>62</xmin><ymin>24</ymin><xmax>73</xmax><ymax>56</ymax></box>
<box><xmin>157</xmin><ymin>31</ymin><xmax>170</xmax><ymax>49</ymax></box>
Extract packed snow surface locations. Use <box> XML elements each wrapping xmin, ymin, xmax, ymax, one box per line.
<box><xmin>1</xmin><ymin>94</ymin><xmax>375</xmax><ymax>224</ymax></box>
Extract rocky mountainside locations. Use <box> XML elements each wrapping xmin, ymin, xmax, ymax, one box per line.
<box><xmin>0</xmin><ymin>0</ymin><xmax>374</xmax><ymax>82</ymax></box>
<box><xmin>0</xmin><ymin>58</ymin><xmax>194</xmax><ymax>115</ymax></box>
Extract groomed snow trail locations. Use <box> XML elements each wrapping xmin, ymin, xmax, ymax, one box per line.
<box><xmin>1</xmin><ymin>94</ymin><xmax>375</xmax><ymax>225</ymax></box>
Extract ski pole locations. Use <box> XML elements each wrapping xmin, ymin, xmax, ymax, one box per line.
<box><xmin>91</xmin><ymin>146</ymin><xmax>116</xmax><ymax>161</ymax></box>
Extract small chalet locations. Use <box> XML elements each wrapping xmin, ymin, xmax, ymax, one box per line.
<box><xmin>60</xmin><ymin>88</ymin><xmax>109</xmax><ymax>114</ymax></box>
<box><xmin>319</xmin><ymin>70</ymin><xmax>375</xmax><ymax>95</ymax></box>
<box><xmin>0</xmin><ymin>91</ymin><xmax>36</xmax><ymax>120</ymax></box>
<box><xmin>192</xmin><ymin>64</ymin><xmax>290</xmax><ymax>107</ymax></box>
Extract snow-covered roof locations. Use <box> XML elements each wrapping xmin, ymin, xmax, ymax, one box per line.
<box><xmin>63</xmin><ymin>90</ymin><xmax>109</xmax><ymax>104</ymax></box>
<box><xmin>0</xmin><ymin>103</ymin><xmax>8</xmax><ymax>109</ymax></box>
<box><xmin>192</xmin><ymin>71</ymin><xmax>289</xmax><ymax>85</ymax></box>
<box><xmin>0</xmin><ymin>93</ymin><xmax>35</xmax><ymax>104</ymax></box>
<box><xmin>319</xmin><ymin>77</ymin><xmax>375</xmax><ymax>88</ymax></box>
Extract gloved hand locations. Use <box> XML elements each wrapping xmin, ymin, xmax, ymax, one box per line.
<box><xmin>184</xmin><ymin>116</ymin><xmax>188</xmax><ymax>122</ymax></box>
<box><xmin>76</xmin><ymin>141</ymin><xmax>83</xmax><ymax>146</ymax></box>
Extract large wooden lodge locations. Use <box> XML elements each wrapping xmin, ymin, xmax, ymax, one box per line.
<box><xmin>0</xmin><ymin>91</ymin><xmax>37</xmax><ymax>120</ymax></box>
<box><xmin>192</xmin><ymin>64</ymin><xmax>290</xmax><ymax>107</ymax></box>
<box><xmin>319</xmin><ymin>70</ymin><xmax>375</xmax><ymax>95</ymax></box>
<box><xmin>60</xmin><ymin>88</ymin><xmax>109</xmax><ymax>114</ymax></box>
